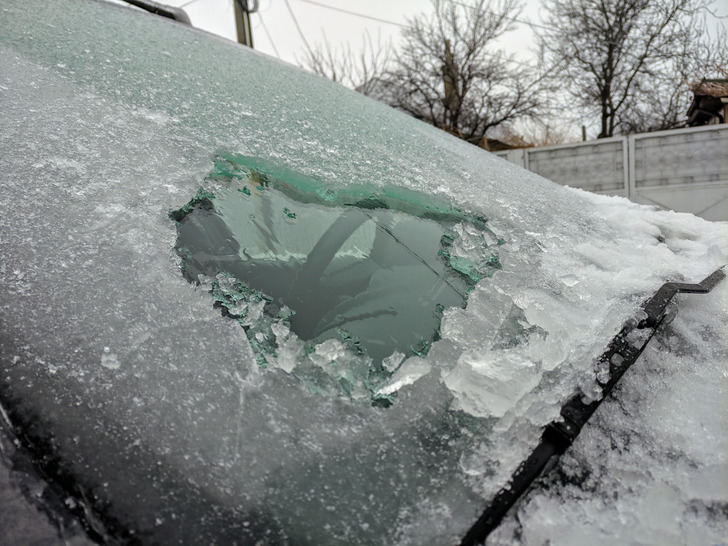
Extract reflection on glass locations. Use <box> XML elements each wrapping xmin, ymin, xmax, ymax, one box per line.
<box><xmin>172</xmin><ymin>154</ymin><xmax>501</xmax><ymax>396</ymax></box>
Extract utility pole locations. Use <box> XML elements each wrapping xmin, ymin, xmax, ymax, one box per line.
<box><xmin>442</xmin><ymin>39</ymin><xmax>460</xmax><ymax>131</ymax></box>
<box><xmin>233</xmin><ymin>0</ymin><xmax>259</xmax><ymax>48</ymax></box>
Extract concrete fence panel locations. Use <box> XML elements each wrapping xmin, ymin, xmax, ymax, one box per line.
<box><xmin>526</xmin><ymin>137</ymin><xmax>628</xmax><ymax>196</ymax></box>
<box><xmin>495</xmin><ymin>125</ymin><xmax>728</xmax><ymax>221</ymax></box>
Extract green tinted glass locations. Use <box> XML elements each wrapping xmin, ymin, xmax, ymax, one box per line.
<box><xmin>172</xmin><ymin>154</ymin><xmax>502</xmax><ymax>401</ymax></box>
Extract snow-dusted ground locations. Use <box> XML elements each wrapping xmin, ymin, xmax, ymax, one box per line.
<box><xmin>0</xmin><ymin>0</ymin><xmax>726</xmax><ymax>543</ymax></box>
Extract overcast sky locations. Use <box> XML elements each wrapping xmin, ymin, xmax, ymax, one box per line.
<box><xmin>164</xmin><ymin>0</ymin><xmax>546</xmax><ymax>66</ymax></box>
<box><xmin>161</xmin><ymin>0</ymin><xmax>728</xmax><ymax>78</ymax></box>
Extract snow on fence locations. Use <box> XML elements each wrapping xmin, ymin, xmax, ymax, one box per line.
<box><xmin>494</xmin><ymin>124</ymin><xmax>728</xmax><ymax>221</ymax></box>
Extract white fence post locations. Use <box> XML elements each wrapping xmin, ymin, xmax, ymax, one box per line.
<box><xmin>627</xmin><ymin>135</ymin><xmax>635</xmax><ymax>200</ymax></box>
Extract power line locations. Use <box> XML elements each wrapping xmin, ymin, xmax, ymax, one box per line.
<box><xmin>298</xmin><ymin>0</ymin><xmax>406</xmax><ymax>28</ymax></box>
<box><xmin>283</xmin><ymin>0</ymin><xmax>315</xmax><ymax>57</ymax></box>
<box><xmin>256</xmin><ymin>11</ymin><xmax>281</xmax><ymax>57</ymax></box>
<box><xmin>510</xmin><ymin>18</ymin><xmax>553</xmax><ymax>31</ymax></box>
<box><xmin>450</xmin><ymin>0</ymin><xmax>555</xmax><ymax>31</ymax></box>
<box><xmin>292</xmin><ymin>0</ymin><xmax>540</xmax><ymax>69</ymax></box>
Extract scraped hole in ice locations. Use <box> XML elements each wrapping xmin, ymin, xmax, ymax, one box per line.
<box><xmin>171</xmin><ymin>153</ymin><xmax>503</xmax><ymax>403</ymax></box>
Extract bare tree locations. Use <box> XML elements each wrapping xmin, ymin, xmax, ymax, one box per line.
<box><xmin>537</xmin><ymin>0</ymin><xmax>728</xmax><ymax>138</ymax></box>
<box><xmin>299</xmin><ymin>32</ymin><xmax>393</xmax><ymax>96</ymax></box>
<box><xmin>373</xmin><ymin>0</ymin><xmax>549</xmax><ymax>146</ymax></box>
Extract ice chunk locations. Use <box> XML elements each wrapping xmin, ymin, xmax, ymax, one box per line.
<box><xmin>382</xmin><ymin>350</ymin><xmax>406</xmax><ymax>373</ymax></box>
<box><xmin>100</xmin><ymin>347</ymin><xmax>120</xmax><ymax>370</ymax></box>
<box><xmin>375</xmin><ymin>357</ymin><xmax>432</xmax><ymax>396</ymax></box>
<box><xmin>443</xmin><ymin>350</ymin><xmax>542</xmax><ymax>418</ymax></box>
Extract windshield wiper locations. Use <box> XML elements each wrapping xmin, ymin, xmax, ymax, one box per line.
<box><xmin>461</xmin><ymin>266</ymin><xmax>726</xmax><ymax>545</ymax></box>
<box><xmin>118</xmin><ymin>0</ymin><xmax>191</xmax><ymax>24</ymax></box>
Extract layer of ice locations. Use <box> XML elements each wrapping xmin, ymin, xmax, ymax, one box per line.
<box><xmin>487</xmin><ymin>278</ymin><xmax>728</xmax><ymax>545</ymax></box>
<box><xmin>0</xmin><ymin>0</ymin><xmax>726</xmax><ymax>543</ymax></box>
<box><xmin>0</xmin><ymin>412</ymin><xmax>94</xmax><ymax>545</ymax></box>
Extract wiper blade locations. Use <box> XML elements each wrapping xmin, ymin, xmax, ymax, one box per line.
<box><xmin>118</xmin><ymin>0</ymin><xmax>192</xmax><ymax>24</ymax></box>
<box><xmin>461</xmin><ymin>266</ymin><xmax>726</xmax><ymax>546</ymax></box>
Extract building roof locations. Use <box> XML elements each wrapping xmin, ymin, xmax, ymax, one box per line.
<box><xmin>686</xmin><ymin>79</ymin><xmax>728</xmax><ymax>126</ymax></box>
<box><xmin>689</xmin><ymin>79</ymin><xmax>728</xmax><ymax>98</ymax></box>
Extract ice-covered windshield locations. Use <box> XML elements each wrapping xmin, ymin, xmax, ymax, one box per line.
<box><xmin>0</xmin><ymin>0</ymin><xmax>725</xmax><ymax>544</ymax></box>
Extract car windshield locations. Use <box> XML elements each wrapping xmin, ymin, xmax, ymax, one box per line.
<box><xmin>0</xmin><ymin>0</ymin><xmax>724</xmax><ymax>544</ymax></box>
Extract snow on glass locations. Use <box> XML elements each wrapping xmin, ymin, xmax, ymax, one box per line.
<box><xmin>171</xmin><ymin>153</ymin><xmax>504</xmax><ymax>404</ymax></box>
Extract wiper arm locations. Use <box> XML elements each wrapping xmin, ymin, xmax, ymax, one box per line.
<box><xmin>461</xmin><ymin>266</ymin><xmax>726</xmax><ymax>546</ymax></box>
<box><xmin>118</xmin><ymin>0</ymin><xmax>192</xmax><ymax>24</ymax></box>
